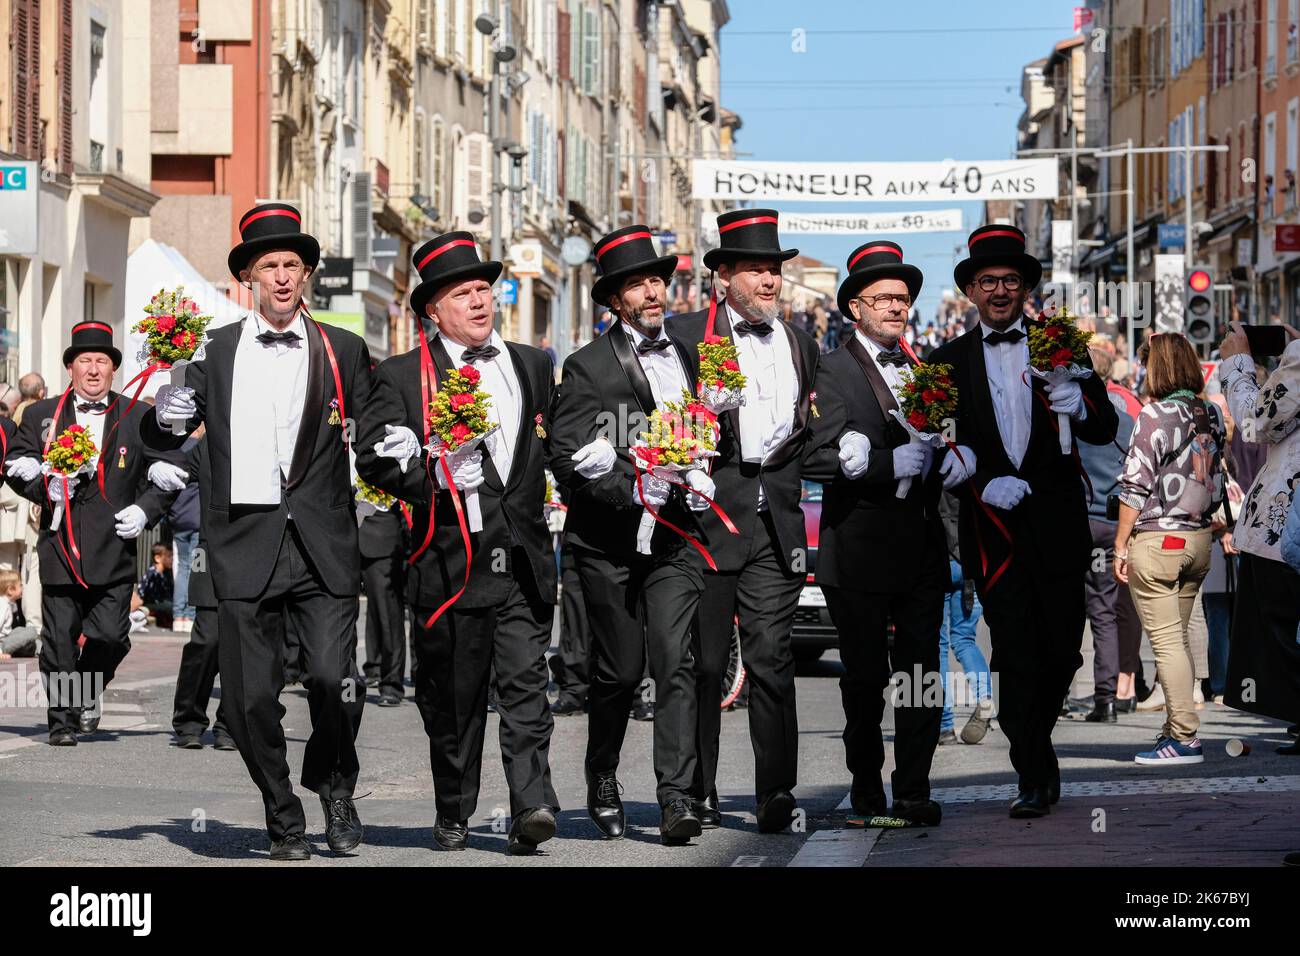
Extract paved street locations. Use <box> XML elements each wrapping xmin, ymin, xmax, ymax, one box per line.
<box><xmin>1</xmin><ymin>606</ymin><xmax>1297</xmax><ymax>867</ymax></box>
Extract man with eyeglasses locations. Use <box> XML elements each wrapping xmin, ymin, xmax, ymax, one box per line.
<box><xmin>928</xmin><ymin>225</ymin><xmax>1117</xmax><ymax>819</ymax></box>
<box><xmin>803</xmin><ymin>241</ymin><xmax>968</xmax><ymax>825</ymax></box>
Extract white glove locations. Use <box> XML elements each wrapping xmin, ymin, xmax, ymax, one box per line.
<box><xmin>435</xmin><ymin>448</ymin><xmax>485</xmax><ymax>491</ymax></box>
<box><xmin>1047</xmin><ymin>379</ymin><xmax>1086</xmax><ymax>420</ymax></box>
<box><xmin>374</xmin><ymin>424</ymin><xmax>421</xmax><ymax>474</ymax></box>
<box><xmin>939</xmin><ymin>445</ymin><xmax>976</xmax><ymax>489</ymax></box>
<box><xmin>981</xmin><ymin>476</ymin><xmax>1032</xmax><ymax>510</ymax></box>
<box><xmin>155</xmin><ymin>384</ymin><xmax>197</xmax><ymax>427</ymax></box>
<box><xmin>837</xmin><ymin>431</ymin><xmax>871</xmax><ymax>480</ymax></box>
<box><xmin>683</xmin><ymin>468</ymin><xmax>716</xmax><ymax>511</ymax></box>
<box><xmin>892</xmin><ymin>443</ymin><xmax>926</xmax><ymax>479</ymax></box>
<box><xmin>632</xmin><ymin>473</ymin><xmax>671</xmax><ymax>508</ymax></box>
<box><xmin>45</xmin><ymin>473</ymin><xmax>79</xmax><ymax>504</ymax></box>
<box><xmin>5</xmin><ymin>456</ymin><xmax>40</xmax><ymax>482</ymax></box>
<box><xmin>147</xmin><ymin>461</ymin><xmax>189</xmax><ymax>492</ymax></box>
<box><xmin>572</xmin><ymin>438</ymin><xmax>617</xmax><ymax>479</ymax></box>
<box><xmin>114</xmin><ymin>505</ymin><xmax>147</xmax><ymax>539</ymax></box>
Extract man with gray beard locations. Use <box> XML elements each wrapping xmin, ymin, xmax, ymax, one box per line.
<box><xmin>667</xmin><ymin>209</ymin><xmax>821</xmax><ymax>833</ymax></box>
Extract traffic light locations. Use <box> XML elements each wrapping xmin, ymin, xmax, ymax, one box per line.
<box><xmin>1185</xmin><ymin>267</ymin><xmax>1215</xmax><ymax>343</ymax></box>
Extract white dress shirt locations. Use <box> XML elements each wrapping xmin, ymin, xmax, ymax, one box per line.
<box><xmin>981</xmin><ymin>317</ymin><xmax>1033</xmax><ymax>469</ymax></box>
<box><xmin>72</xmin><ymin>392</ymin><xmax>109</xmax><ymax>464</ymax></box>
<box><xmin>442</xmin><ymin>330</ymin><xmax>521</xmax><ymax>482</ymax></box>
<box><xmin>624</xmin><ymin>324</ymin><xmax>691</xmax><ymax>408</ymax></box>
<box><xmin>727</xmin><ymin>302</ymin><xmax>797</xmax><ymax>463</ymax></box>
<box><xmin>229</xmin><ymin>311</ymin><xmax>310</xmax><ymax>505</ymax></box>
<box><xmin>856</xmin><ymin>330</ymin><xmax>907</xmax><ymax>405</ymax></box>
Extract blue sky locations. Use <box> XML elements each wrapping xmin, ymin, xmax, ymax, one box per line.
<box><xmin>719</xmin><ymin>0</ymin><xmax>1083</xmax><ymax>320</ymax></box>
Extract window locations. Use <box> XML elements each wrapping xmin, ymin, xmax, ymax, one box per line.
<box><xmin>1265</xmin><ymin>112</ymin><xmax>1277</xmax><ymax>215</ymax></box>
<box><xmin>88</xmin><ymin>19</ymin><xmax>108</xmax><ymax>171</ymax></box>
<box><xmin>1198</xmin><ymin>98</ymin><xmax>1206</xmax><ymax>187</ymax></box>
<box><xmin>1291</xmin><ymin>0</ymin><xmax>1300</xmax><ymax>64</ymax></box>
<box><xmin>432</xmin><ymin>116</ymin><xmax>445</xmax><ymax>216</ymax></box>
<box><xmin>84</xmin><ymin>281</ymin><xmax>95</xmax><ymax>323</ymax></box>
<box><xmin>434</xmin><ymin>0</ymin><xmax>449</xmax><ymax>58</ymax></box>
<box><xmin>1171</xmin><ymin>0</ymin><xmax>1182</xmax><ymax>75</ymax></box>
<box><xmin>414</xmin><ymin>109</ymin><xmax>426</xmax><ymax>195</ymax></box>
<box><xmin>1268</xmin><ymin>0</ymin><xmax>1279</xmax><ymax>76</ymax></box>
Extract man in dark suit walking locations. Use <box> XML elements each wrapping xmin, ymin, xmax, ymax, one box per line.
<box><xmin>356</xmin><ymin>232</ymin><xmax>559</xmax><ymax>855</ymax></box>
<box><xmin>929</xmin><ymin>225</ymin><xmax>1118</xmax><ymax>818</ymax></box>
<box><xmin>5</xmin><ymin>322</ymin><xmax>182</xmax><ymax>745</ymax></box>
<box><xmin>666</xmin><ymin>209</ymin><xmax>820</xmax><ymax>833</ymax></box>
<box><xmin>549</xmin><ymin>225</ymin><xmax>713</xmax><ymax>845</ymax></box>
<box><xmin>804</xmin><ymin>241</ymin><xmax>966</xmax><ymax>825</ymax></box>
<box><xmin>141</xmin><ymin>203</ymin><xmax>373</xmax><ymax>860</ymax></box>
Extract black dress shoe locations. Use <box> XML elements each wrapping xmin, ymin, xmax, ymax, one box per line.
<box><xmin>694</xmin><ymin>790</ymin><xmax>722</xmax><ymax>829</ymax></box>
<box><xmin>48</xmin><ymin>731</ymin><xmax>77</xmax><ymax>747</ymax></box>
<box><xmin>1085</xmin><ymin>700</ymin><xmax>1118</xmax><ymax>723</ymax></box>
<box><xmin>363</xmin><ymin>674</ymin><xmax>381</xmax><ymax>688</ymax></box>
<box><xmin>433</xmin><ymin>814</ymin><xmax>469</xmax><ymax>851</ymax></box>
<box><xmin>319</xmin><ymin>796</ymin><xmax>363</xmax><ymax>853</ymax></box>
<box><xmin>550</xmin><ymin>697</ymin><xmax>584</xmax><ymax>716</ymax></box>
<box><xmin>269</xmin><ymin>834</ymin><xmax>312</xmax><ymax>861</ymax></box>
<box><xmin>377</xmin><ymin>691</ymin><xmax>402</xmax><ymax>707</ymax></box>
<box><xmin>660</xmin><ymin>798</ymin><xmax>702</xmax><ymax>845</ymax></box>
<box><xmin>891</xmin><ymin>798</ymin><xmax>942</xmax><ymax>827</ymax></box>
<box><xmin>755</xmin><ymin>790</ymin><xmax>797</xmax><ymax>834</ymax></box>
<box><xmin>1009</xmin><ymin>788</ymin><xmax>1051</xmax><ymax>818</ymax></box>
<box><xmin>1115</xmin><ymin>697</ymin><xmax>1137</xmax><ymax>714</ymax></box>
<box><xmin>176</xmin><ymin>734</ymin><xmax>203</xmax><ymax>749</ymax></box>
<box><xmin>586</xmin><ymin>769</ymin><xmax>625</xmax><ymax>839</ymax></box>
<box><xmin>850</xmin><ymin>788</ymin><xmax>887</xmax><ymax>817</ymax></box>
<box><xmin>212</xmin><ymin>732</ymin><xmax>237</xmax><ymax>751</ymax></box>
<box><xmin>507</xmin><ymin>806</ymin><xmax>557</xmax><ymax>855</ymax></box>
<box><xmin>78</xmin><ymin>698</ymin><xmax>102</xmax><ymax>734</ymax></box>
<box><xmin>629</xmin><ymin>698</ymin><xmax>655</xmax><ymax>721</ymax></box>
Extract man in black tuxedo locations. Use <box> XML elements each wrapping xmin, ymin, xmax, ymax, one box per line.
<box><xmin>549</xmin><ymin>225</ymin><xmax>713</xmax><ymax>845</ymax></box>
<box><xmin>804</xmin><ymin>241</ymin><xmax>969</xmax><ymax>825</ymax></box>
<box><xmin>141</xmin><ymin>203</ymin><xmax>373</xmax><ymax>860</ymax></box>
<box><xmin>358</xmin><ymin>501</ymin><xmax>407</xmax><ymax>707</ymax></box>
<box><xmin>355</xmin><ymin>232</ymin><xmax>559</xmax><ymax>855</ymax></box>
<box><xmin>666</xmin><ymin>209</ymin><xmax>820</xmax><ymax>833</ymax></box>
<box><xmin>4</xmin><ymin>322</ymin><xmax>182</xmax><ymax>745</ymax></box>
<box><xmin>929</xmin><ymin>225</ymin><xmax>1118</xmax><ymax>818</ymax></box>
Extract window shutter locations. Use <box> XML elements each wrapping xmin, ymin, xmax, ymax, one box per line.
<box><xmin>583</xmin><ymin>6</ymin><xmax>599</xmax><ymax>96</ymax></box>
<box><xmin>12</xmin><ymin>0</ymin><xmax>42</xmax><ymax>161</ymax></box>
<box><xmin>58</xmin><ymin>0</ymin><xmax>72</xmax><ymax>173</ymax></box>
<box><xmin>353</xmin><ymin>172</ymin><xmax>373</xmax><ymax>268</ymax></box>
<box><xmin>557</xmin><ymin>9</ymin><xmax>571</xmax><ymax>81</ymax></box>
<box><xmin>467</xmin><ymin>133</ymin><xmax>487</xmax><ymax>210</ymax></box>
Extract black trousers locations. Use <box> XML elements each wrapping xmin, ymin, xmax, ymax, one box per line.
<box><xmin>1084</xmin><ymin>518</ymin><xmax>1143</xmax><ymax>702</ymax></box>
<box><xmin>362</xmin><ymin>551</ymin><xmax>406</xmax><ymax>696</ymax></box>
<box><xmin>575</xmin><ymin>543</ymin><xmax>703</xmax><ymax>806</ymax></box>
<box><xmin>548</xmin><ymin>542</ymin><xmax>591</xmax><ymax>707</ymax></box>
<box><xmin>693</xmin><ymin>511</ymin><xmax>803</xmax><ymax>803</ymax></box>
<box><xmin>1226</xmin><ymin>553</ymin><xmax>1300</xmax><ymax>722</ymax></box>
<box><xmin>978</xmin><ymin>554</ymin><xmax>1086</xmax><ymax>791</ymax></box>
<box><xmin>822</xmin><ymin>558</ymin><xmax>945</xmax><ymax>804</ymax></box>
<box><xmin>171</xmin><ymin>606</ymin><xmax>228</xmax><ymax>738</ymax></box>
<box><xmin>39</xmin><ymin>582</ymin><xmax>133</xmax><ymax>735</ymax></box>
<box><xmin>218</xmin><ymin>522</ymin><xmax>365</xmax><ymax>841</ymax></box>
<box><xmin>411</xmin><ymin>551</ymin><xmax>557</xmax><ymax>820</ymax></box>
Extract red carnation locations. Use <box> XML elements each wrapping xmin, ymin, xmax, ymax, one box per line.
<box><xmin>713</xmin><ymin>379</ymin><xmax>725</xmax><ymax>389</ymax></box>
<box><xmin>721</xmin><ymin>359</ymin><xmax>740</xmax><ymax>372</ymax></box>
<box><xmin>932</xmin><ymin>389</ymin><xmax>948</xmax><ymax>402</ymax></box>
<box><xmin>172</xmin><ymin>330</ymin><xmax>196</xmax><ymax>350</ymax></box>
<box><xmin>936</xmin><ymin>376</ymin><xmax>951</xmax><ymax>386</ymax></box>
<box><xmin>58</xmin><ymin>435</ymin><xmax>74</xmax><ymax>448</ymax></box>
<box><xmin>907</xmin><ymin>410</ymin><xmax>929</xmax><ymax>431</ymax></box>
<box><xmin>156</xmin><ymin>315</ymin><xmax>177</xmax><ymax>334</ymax></box>
<box><xmin>1044</xmin><ymin>325</ymin><xmax>1062</xmax><ymax>338</ymax></box>
<box><xmin>449</xmin><ymin>422</ymin><xmax>473</xmax><ymax>446</ymax></box>
<box><xmin>67</xmin><ymin>424</ymin><xmax>84</xmax><ymax>434</ymax></box>
<box><xmin>458</xmin><ymin>365</ymin><xmax>481</xmax><ymax>385</ymax></box>
<box><xmin>449</xmin><ymin>393</ymin><xmax>475</xmax><ymax>410</ymax></box>
<box><xmin>922</xmin><ymin>389</ymin><xmax>939</xmax><ymax>404</ymax></box>
<box><xmin>1050</xmin><ymin>347</ymin><xmax>1074</xmax><ymax>368</ymax></box>
<box><xmin>703</xmin><ymin>334</ymin><xmax>724</xmax><ymax>345</ymax></box>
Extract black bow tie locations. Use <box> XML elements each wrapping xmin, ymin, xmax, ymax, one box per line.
<box><xmin>255</xmin><ymin>329</ymin><xmax>302</xmax><ymax>345</ymax></box>
<box><xmin>734</xmin><ymin>320</ymin><xmax>774</xmax><ymax>338</ymax></box>
<box><xmin>76</xmin><ymin>400</ymin><xmax>106</xmax><ymax>413</ymax></box>
<box><xmin>636</xmin><ymin>336</ymin><xmax>671</xmax><ymax>355</ymax></box>
<box><xmin>984</xmin><ymin>328</ymin><xmax>1026</xmax><ymax>346</ymax></box>
<box><xmin>461</xmin><ymin>344</ymin><xmax>501</xmax><ymax>363</ymax></box>
<box><xmin>876</xmin><ymin>348</ymin><xmax>909</xmax><ymax>368</ymax></box>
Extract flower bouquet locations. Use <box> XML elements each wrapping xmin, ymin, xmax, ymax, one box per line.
<box><xmin>890</xmin><ymin>363</ymin><xmax>958</xmax><ymax>498</ymax></box>
<box><xmin>426</xmin><ymin>364</ymin><xmax>497</xmax><ymax>532</ymax></box>
<box><xmin>354</xmin><ymin>475</ymin><xmax>396</xmax><ymax>527</ymax></box>
<box><xmin>43</xmin><ymin>424</ymin><xmax>97</xmax><ymax>531</ymax></box>
<box><xmin>629</xmin><ymin>395</ymin><xmax>719</xmax><ymax>555</ymax></box>
<box><xmin>134</xmin><ymin>286</ymin><xmax>213</xmax><ymax>434</ymax></box>
<box><xmin>696</xmin><ymin>333</ymin><xmax>747</xmax><ymax>413</ymax></box>
<box><xmin>1026</xmin><ymin>305</ymin><xmax>1094</xmax><ymax>454</ymax></box>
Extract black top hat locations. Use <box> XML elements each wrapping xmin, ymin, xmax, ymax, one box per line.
<box><xmin>836</xmin><ymin>240</ymin><xmax>924</xmax><ymax>318</ymax></box>
<box><xmin>953</xmin><ymin>223</ymin><xmax>1042</xmax><ymax>292</ymax></box>
<box><xmin>227</xmin><ymin>203</ymin><xmax>321</xmax><ymax>280</ymax></box>
<box><xmin>590</xmin><ymin>225</ymin><xmax>679</xmax><ymax>305</ymax></box>
<box><xmin>409</xmin><ymin>232</ymin><xmax>502</xmax><ymax>318</ymax></box>
<box><xmin>63</xmin><ymin>320</ymin><xmax>122</xmax><ymax>369</ymax></box>
<box><xmin>702</xmin><ymin>208</ymin><xmax>799</xmax><ymax>271</ymax></box>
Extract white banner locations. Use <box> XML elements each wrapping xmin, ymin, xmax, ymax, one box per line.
<box><xmin>692</xmin><ymin>160</ymin><xmax>1058</xmax><ymax>203</ymax></box>
<box><xmin>1051</xmin><ymin>220</ymin><xmax>1074</xmax><ymax>286</ymax></box>
<box><xmin>778</xmin><ymin>209</ymin><xmax>963</xmax><ymax>235</ymax></box>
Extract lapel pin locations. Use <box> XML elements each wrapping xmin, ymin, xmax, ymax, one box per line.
<box><xmin>534</xmin><ymin>413</ymin><xmax>546</xmax><ymax>439</ymax></box>
<box><xmin>328</xmin><ymin>398</ymin><xmax>342</xmax><ymax>426</ymax></box>
<box><xmin>117</xmin><ymin>445</ymin><xmax>127</xmax><ymax>468</ymax></box>
<box><xmin>810</xmin><ymin>390</ymin><xmax>820</xmax><ymax>418</ymax></box>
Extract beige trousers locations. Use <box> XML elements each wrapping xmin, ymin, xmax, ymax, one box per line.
<box><xmin>1127</xmin><ymin>528</ymin><xmax>1212</xmax><ymax>742</ymax></box>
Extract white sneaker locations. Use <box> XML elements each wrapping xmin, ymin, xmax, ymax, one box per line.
<box><xmin>960</xmin><ymin>697</ymin><xmax>996</xmax><ymax>744</ymax></box>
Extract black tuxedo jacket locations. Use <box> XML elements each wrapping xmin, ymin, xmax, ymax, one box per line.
<box><xmin>182</xmin><ymin>437</ymin><xmax>216</xmax><ymax>610</ymax></box>
<box><xmin>8</xmin><ymin>391</ymin><xmax>180</xmax><ymax>587</ymax></box>
<box><xmin>927</xmin><ymin>322</ymin><xmax>1119</xmax><ymax>586</ymax></box>
<box><xmin>358</xmin><ymin>507</ymin><xmax>407</xmax><ymax>561</ymax></box>
<box><xmin>139</xmin><ymin>316</ymin><xmax>373</xmax><ymax>600</ymax></box>
<box><xmin>803</xmin><ymin>336</ymin><xmax>947</xmax><ymax>593</ymax></box>
<box><xmin>665</xmin><ymin>306</ymin><xmax>820</xmax><ymax>573</ymax></box>
<box><xmin>548</xmin><ymin>320</ymin><xmax>703</xmax><ymax>561</ymax></box>
<box><xmin>355</xmin><ymin>337</ymin><xmax>556</xmax><ymax>610</ymax></box>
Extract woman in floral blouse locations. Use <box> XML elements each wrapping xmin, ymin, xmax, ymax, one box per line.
<box><xmin>1115</xmin><ymin>334</ymin><xmax>1225</xmax><ymax>767</ymax></box>
<box><xmin>1218</xmin><ymin>321</ymin><xmax>1300</xmax><ymax>756</ymax></box>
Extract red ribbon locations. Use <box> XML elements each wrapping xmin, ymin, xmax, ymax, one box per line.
<box><xmin>40</xmin><ymin>387</ymin><xmax>90</xmax><ymax>589</ymax></box>
<box><xmin>422</xmin><ymin>449</ymin><xmax>473</xmax><ymax>629</ymax></box>
<box><xmin>632</xmin><ymin>458</ymin><xmax>735</xmax><ymax>572</ymax></box>
<box><xmin>408</xmin><ymin>318</ymin><xmax>440</xmax><ymax>566</ymax></box>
